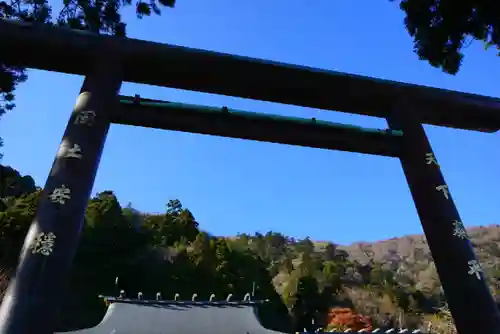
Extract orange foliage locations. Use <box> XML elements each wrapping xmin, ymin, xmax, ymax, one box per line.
<box><xmin>326</xmin><ymin>307</ymin><xmax>373</xmax><ymax>331</ymax></box>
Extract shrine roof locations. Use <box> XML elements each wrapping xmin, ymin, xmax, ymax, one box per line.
<box><xmin>58</xmin><ymin>297</ymin><xmax>279</xmax><ymax>334</ymax></box>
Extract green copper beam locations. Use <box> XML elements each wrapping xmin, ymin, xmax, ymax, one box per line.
<box><xmin>114</xmin><ymin>96</ymin><xmax>403</xmax><ymax>157</ymax></box>
<box><xmin>119</xmin><ymin>98</ymin><xmax>403</xmax><ymax>137</ymax></box>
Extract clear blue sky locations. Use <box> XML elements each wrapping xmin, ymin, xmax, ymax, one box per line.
<box><xmin>1</xmin><ymin>0</ymin><xmax>499</xmax><ymax>245</ymax></box>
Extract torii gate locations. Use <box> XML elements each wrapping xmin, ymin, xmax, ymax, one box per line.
<box><xmin>1</xmin><ymin>19</ymin><xmax>500</xmax><ymax>334</ymax></box>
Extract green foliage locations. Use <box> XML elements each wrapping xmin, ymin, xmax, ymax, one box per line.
<box><xmin>369</xmin><ymin>263</ymin><xmax>394</xmax><ymax>286</ymax></box>
<box><xmin>0</xmin><ymin>190</ymin><xmax>42</xmax><ymax>266</ymax></box>
<box><xmin>397</xmin><ymin>0</ymin><xmax>499</xmax><ymax>74</ymax></box>
<box><xmin>322</xmin><ymin>261</ymin><xmax>343</xmax><ymax>291</ymax></box>
<box><xmin>1</xmin><ymin>165</ymin><xmax>460</xmax><ymax>331</ymax></box>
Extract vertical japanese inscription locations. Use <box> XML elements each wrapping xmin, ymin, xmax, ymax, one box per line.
<box><xmin>74</xmin><ymin>110</ymin><xmax>96</xmax><ymax>126</ymax></box>
<box><xmin>452</xmin><ymin>220</ymin><xmax>468</xmax><ymax>240</ymax></box>
<box><xmin>30</xmin><ymin>232</ymin><xmax>56</xmax><ymax>256</ymax></box>
<box><xmin>425</xmin><ymin>153</ymin><xmax>450</xmax><ymax>200</ymax></box>
<box><xmin>425</xmin><ymin>152</ymin><xmax>481</xmax><ymax>285</ymax></box>
<box><xmin>468</xmin><ymin>260</ymin><xmax>483</xmax><ymax>280</ymax></box>
<box><xmin>435</xmin><ymin>184</ymin><xmax>450</xmax><ymax>199</ymax></box>
<box><xmin>48</xmin><ymin>185</ymin><xmax>71</xmax><ymax>205</ymax></box>
<box><xmin>425</xmin><ymin>152</ymin><xmax>439</xmax><ymax>166</ymax></box>
<box><xmin>57</xmin><ymin>143</ymin><xmax>83</xmax><ymax>160</ymax></box>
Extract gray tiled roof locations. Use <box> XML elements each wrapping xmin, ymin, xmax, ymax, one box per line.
<box><xmin>58</xmin><ymin>301</ymin><xmax>283</xmax><ymax>334</ymax></box>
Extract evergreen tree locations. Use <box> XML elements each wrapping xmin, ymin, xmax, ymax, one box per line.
<box><xmin>397</xmin><ymin>0</ymin><xmax>499</xmax><ymax>74</ymax></box>
<box><xmin>0</xmin><ymin>164</ymin><xmax>460</xmax><ymax>332</ymax></box>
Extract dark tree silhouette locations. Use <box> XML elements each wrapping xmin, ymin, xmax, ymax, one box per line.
<box><xmin>397</xmin><ymin>0</ymin><xmax>499</xmax><ymax>74</ymax></box>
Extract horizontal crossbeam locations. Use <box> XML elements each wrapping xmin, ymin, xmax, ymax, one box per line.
<box><xmin>1</xmin><ymin>19</ymin><xmax>499</xmax><ymax>132</ymax></box>
<box><xmin>114</xmin><ymin>96</ymin><xmax>402</xmax><ymax>157</ymax></box>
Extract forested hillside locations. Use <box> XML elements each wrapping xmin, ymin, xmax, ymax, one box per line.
<box><xmin>1</xmin><ymin>164</ymin><xmax>499</xmax><ymax>333</ymax></box>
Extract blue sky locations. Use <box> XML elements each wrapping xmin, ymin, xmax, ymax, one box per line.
<box><xmin>1</xmin><ymin>0</ymin><xmax>499</xmax><ymax>244</ymax></box>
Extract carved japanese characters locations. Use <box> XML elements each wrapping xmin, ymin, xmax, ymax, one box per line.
<box><xmin>57</xmin><ymin>143</ymin><xmax>83</xmax><ymax>160</ymax></box>
<box><xmin>468</xmin><ymin>260</ymin><xmax>483</xmax><ymax>280</ymax></box>
<box><xmin>435</xmin><ymin>185</ymin><xmax>450</xmax><ymax>200</ymax></box>
<box><xmin>48</xmin><ymin>185</ymin><xmax>71</xmax><ymax>205</ymax></box>
<box><xmin>74</xmin><ymin>110</ymin><xmax>96</xmax><ymax>126</ymax></box>
<box><xmin>452</xmin><ymin>220</ymin><xmax>468</xmax><ymax>240</ymax></box>
<box><xmin>425</xmin><ymin>152</ymin><xmax>439</xmax><ymax>166</ymax></box>
<box><xmin>30</xmin><ymin>232</ymin><xmax>56</xmax><ymax>256</ymax></box>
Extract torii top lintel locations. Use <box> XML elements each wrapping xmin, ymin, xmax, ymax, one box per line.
<box><xmin>2</xmin><ymin>19</ymin><xmax>499</xmax><ymax>132</ymax></box>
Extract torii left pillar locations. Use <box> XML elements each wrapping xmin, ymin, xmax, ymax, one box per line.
<box><xmin>0</xmin><ymin>59</ymin><xmax>122</xmax><ymax>334</ymax></box>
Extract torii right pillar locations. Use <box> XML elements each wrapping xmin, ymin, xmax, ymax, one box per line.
<box><xmin>387</xmin><ymin>106</ymin><xmax>500</xmax><ymax>334</ymax></box>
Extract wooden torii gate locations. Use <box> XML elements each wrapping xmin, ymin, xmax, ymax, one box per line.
<box><xmin>1</xmin><ymin>19</ymin><xmax>500</xmax><ymax>334</ymax></box>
